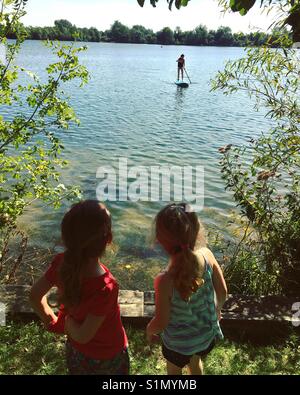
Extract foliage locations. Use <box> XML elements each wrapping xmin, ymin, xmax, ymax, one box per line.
<box><xmin>108</xmin><ymin>20</ymin><xmax>130</xmax><ymax>43</ymax></box>
<box><xmin>156</xmin><ymin>26</ymin><xmax>174</xmax><ymax>44</ymax></box>
<box><xmin>223</xmin><ymin>0</ymin><xmax>300</xmax><ymax>42</ymax></box>
<box><xmin>0</xmin><ymin>322</ymin><xmax>299</xmax><ymax>374</ymax></box>
<box><xmin>212</xmin><ymin>39</ymin><xmax>300</xmax><ymax>295</ymax></box>
<box><xmin>19</xmin><ymin>19</ymin><xmax>278</xmax><ymax>48</ymax></box>
<box><xmin>0</xmin><ymin>0</ymin><xmax>89</xmax><ymax>283</ymax></box>
<box><xmin>130</xmin><ymin>24</ymin><xmax>157</xmax><ymax>44</ymax></box>
<box><xmin>139</xmin><ymin>0</ymin><xmax>300</xmax><ymax>42</ymax></box>
<box><xmin>13</xmin><ymin>19</ymin><xmax>103</xmax><ymax>42</ymax></box>
<box><xmin>137</xmin><ymin>0</ymin><xmax>191</xmax><ymax>10</ymax></box>
<box><xmin>207</xmin><ymin>219</ymin><xmax>282</xmax><ymax>296</ymax></box>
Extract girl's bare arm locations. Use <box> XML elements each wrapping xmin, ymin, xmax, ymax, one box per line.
<box><xmin>202</xmin><ymin>247</ymin><xmax>228</xmax><ymax>310</ymax></box>
<box><xmin>146</xmin><ymin>273</ymin><xmax>172</xmax><ymax>341</ymax></box>
<box><xmin>65</xmin><ymin>314</ymin><xmax>105</xmax><ymax>344</ymax></box>
<box><xmin>29</xmin><ymin>276</ymin><xmax>57</xmax><ymax>326</ymax></box>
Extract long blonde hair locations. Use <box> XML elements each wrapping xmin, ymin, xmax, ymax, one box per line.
<box><xmin>155</xmin><ymin>202</ymin><xmax>206</xmax><ymax>301</ymax></box>
<box><xmin>59</xmin><ymin>200</ymin><xmax>112</xmax><ymax>308</ymax></box>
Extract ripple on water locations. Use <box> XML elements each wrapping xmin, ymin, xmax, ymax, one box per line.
<box><xmin>7</xmin><ymin>41</ymin><xmax>276</xmax><ymax>275</ymax></box>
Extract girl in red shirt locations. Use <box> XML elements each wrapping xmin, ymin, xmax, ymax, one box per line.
<box><xmin>30</xmin><ymin>200</ymin><xmax>129</xmax><ymax>375</ymax></box>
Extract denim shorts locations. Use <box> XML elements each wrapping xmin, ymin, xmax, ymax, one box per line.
<box><xmin>66</xmin><ymin>340</ymin><xmax>130</xmax><ymax>375</ymax></box>
<box><xmin>162</xmin><ymin>338</ymin><xmax>216</xmax><ymax>369</ymax></box>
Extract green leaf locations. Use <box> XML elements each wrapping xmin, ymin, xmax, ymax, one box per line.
<box><xmin>229</xmin><ymin>0</ymin><xmax>256</xmax><ymax>15</ymax></box>
<box><xmin>137</xmin><ymin>0</ymin><xmax>145</xmax><ymax>6</ymax></box>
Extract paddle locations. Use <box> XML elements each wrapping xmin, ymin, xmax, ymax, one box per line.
<box><xmin>184</xmin><ymin>68</ymin><xmax>192</xmax><ymax>84</ymax></box>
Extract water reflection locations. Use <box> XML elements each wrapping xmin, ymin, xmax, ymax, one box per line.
<box><xmin>174</xmin><ymin>86</ymin><xmax>187</xmax><ymax>114</ymax></box>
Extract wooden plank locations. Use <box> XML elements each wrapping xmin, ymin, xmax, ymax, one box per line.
<box><xmin>143</xmin><ymin>292</ymin><xmax>299</xmax><ymax>322</ymax></box>
<box><xmin>0</xmin><ymin>285</ymin><xmax>32</xmax><ymax>314</ymax></box>
<box><xmin>0</xmin><ymin>285</ymin><xmax>144</xmax><ymax>317</ymax></box>
<box><xmin>144</xmin><ymin>291</ymin><xmax>155</xmax><ymax>304</ymax></box>
<box><xmin>119</xmin><ymin>290</ymin><xmax>143</xmax><ymax>317</ymax></box>
<box><xmin>0</xmin><ymin>285</ymin><xmax>299</xmax><ymax>324</ymax></box>
<box><xmin>144</xmin><ymin>304</ymin><xmax>155</xmax><ymax>317</ymax></box>
<box><xmin>222</xmin><ymin>295</ymin><xmax>298</xmax><ymax>322</ymax></box>
<box><xmin>118</xmin><ymin>290</ymin><xmax>143</xmax><ymax>305</ymax></box>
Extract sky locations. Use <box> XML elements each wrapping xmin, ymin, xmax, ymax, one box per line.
<box><xmin>21</xmin><ymin>0</ymin><xmax>276</xmax><ymax>33</ymax></box>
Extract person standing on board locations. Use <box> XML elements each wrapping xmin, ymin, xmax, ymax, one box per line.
<box><xmin>177</xmin><ymin>54</ymin><xmax>185</xmax><ymax>81</ymax></box>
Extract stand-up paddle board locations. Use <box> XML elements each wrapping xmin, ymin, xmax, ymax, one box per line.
<box><xmin>175</xmin><ymin>80</ymin><xmax>189</xmax><ymax>88</ymax></box>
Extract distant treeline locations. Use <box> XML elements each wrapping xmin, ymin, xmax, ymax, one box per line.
<box><xmin>8</xmin><ymin>20</ymin><xmax>284</xmax><ymax>47</ymax></box>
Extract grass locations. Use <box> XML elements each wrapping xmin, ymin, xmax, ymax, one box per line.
<box><xmin>0</xmin><ymin>322</ymin><xmax>299</xmax><ymax>375</ymax></box>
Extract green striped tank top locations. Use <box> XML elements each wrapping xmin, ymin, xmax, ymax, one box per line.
<box><xmin>161</xmin><ymin>253</ymin><xmax>223</xmax><ymax>355</ymax></box>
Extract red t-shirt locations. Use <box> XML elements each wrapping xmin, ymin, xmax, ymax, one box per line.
<box><xmin>45</xmin><ymin>253</ymin><xmax>128</xmax><ymax>360</ymax></box>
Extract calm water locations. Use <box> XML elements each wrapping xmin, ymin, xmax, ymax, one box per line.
<box><xmin>3</xmin><ymin>41</ymin><xmax>274</xmax><ymax>285</ymax></box>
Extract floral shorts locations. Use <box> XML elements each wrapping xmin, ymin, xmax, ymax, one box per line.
<box><xmin>66</xmin><ymin>341</ymin><xmax>130</xmax><ymax>375</ymax></box>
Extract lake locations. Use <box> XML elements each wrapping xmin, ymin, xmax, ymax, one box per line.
<box><xmin>4</xmin><ymin>41</ymin><xmax>274</xmax><ymax>288</ymax></box>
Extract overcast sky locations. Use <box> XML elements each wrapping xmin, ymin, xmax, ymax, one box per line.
<box><xmin>21</xmin><ymin>0</ymin><xmax>275</xmax><ymax>33</ymax></box>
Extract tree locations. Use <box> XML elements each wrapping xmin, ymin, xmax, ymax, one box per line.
<box><xmin>12</xmin><ymin>19</ymin><xmax>275</xmax><ymax>47</ymax></box>
<box><xmin>0</xmin><ymin>1</ymin><xmax>89</xmax><ymax>282</ymax></box>
<box><xmin>214</xmin><ymin>26</ymin><xmax>233</xmax><ymax>46</ymax></box>
<box><xmin>54</xmin><ymin>19</ymin><xmax>77</xmax><ymax>41</ymax></box>
<box><xmin>26</xmin><ymin>26</ymin><xmax>41</xmax><ymax>40</ymax></box>
<box><xmin>248</xmin><ymin>31</ymin><xmax>268</xmax><ymax>47</ymax></box>
<box><xmin>233</xmin><ymin>32</ymin><xmax>247</xmax><ymax>47</ymax></box>
<box><xmin>211</xmin><ymin>10</ymin><xmax>300</xmax><ymax>295</ymax></box>
<box><xmin>54</xmin><ymin>19</ymin><xmax>73</xmax><ymax>32</ymax></box>
<box><xmin>185</xmin><ymin>25</ymin><xmax>208</xmax><ymax>45</ymax></box>
<box><xmin>174</xmin><ymin>26</ymin><xmax>183</xmax><ymax>44</ymax></box>
<box><xmin>145</xmin><ymin>30</ymin><xmax>157</xmax><ymax>44</ymax></box>
<box><xmin>156</xmin><ymin>27</ymin><xmax>174</xmax><ymax>44</ymax></box>
<box><xmin>207</xmin><ymin>30</ymin><xmax>216</xmax><ymax>46</ymax></box>
<box><xmin>109</xmin><ymin>21</ymin><xmax>130</xmax><ymax>43</ymax></box>
<box><xmin>130</xmin><ymin>25</ymin><xmax>147</xmax><ymax>43</ymax></box>
<box><xmin>194</xmin><ymin>25</ymin><xmax>208</xmax><ymax>45</ymax></box>
<box><xmin>88</xmin><ymin>27</ymin><xmax>101</xmax><ymax>42</ymax></box>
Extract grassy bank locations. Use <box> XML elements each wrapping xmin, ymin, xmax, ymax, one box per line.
<box><xmin>0</xmin><ymin>322</ymin><xmax>299</xmax><ymax>375</ymax></box>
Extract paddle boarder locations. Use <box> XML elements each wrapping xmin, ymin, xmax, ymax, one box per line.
<box><xmin>177</xmin><ymin>54</ymin><xmax>185</xmax><ymax>81</ymax></box>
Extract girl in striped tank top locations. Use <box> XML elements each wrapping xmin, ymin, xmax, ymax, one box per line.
<box><xmin>146</xmin><ymin>202</ymin><xmax>227</xmax><ymax>375</ymax></box>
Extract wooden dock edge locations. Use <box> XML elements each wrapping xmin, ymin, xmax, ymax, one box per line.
<box><xmin>0</xmin><ymin>285</ymin><xmax>299</xmax><ymax>339</ymax></box>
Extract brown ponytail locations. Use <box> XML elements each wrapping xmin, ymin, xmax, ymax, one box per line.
<box><xmin>155</xmin><ymin>202</ymin><xmax>206</xmax><ymax>301</ymax></box>
<box><xmin>170</xmin><ymin>248</ymin><xmax>204</xmax><ymax>301</ymax></box>
<box><xmin>59</xmin><ymin>200</ymin><xmax>112</xmax><ymax>308</ymax></box>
